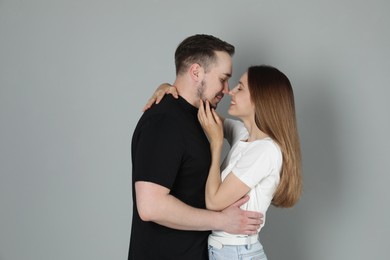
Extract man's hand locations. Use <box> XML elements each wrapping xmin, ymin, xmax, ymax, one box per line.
<box><xmin>219</xmin><ymin>195</ymin><xmax>263</xmax><ymax>235</ymax></box>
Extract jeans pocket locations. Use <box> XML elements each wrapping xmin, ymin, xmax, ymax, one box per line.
<box><xmin>240</xmin><ymin>248</ymin><xmax>267</xmax><ymax>260</ymax></box>
<box><xmin>208</xmin><ymin>245</ymin><xmax>217</xmax><ymax>260</ymax></box>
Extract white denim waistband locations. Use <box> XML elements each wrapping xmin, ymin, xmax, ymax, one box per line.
<box><xmin>208</xmin><ymin>234</ymin><xmax>259</xmax><ymax>249</ymax></box>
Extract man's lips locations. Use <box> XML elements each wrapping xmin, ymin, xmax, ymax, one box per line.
<box><xmin>215</xmin><ymin>93</ymin><xmax>224</xmax><ymax>101</ymax></box>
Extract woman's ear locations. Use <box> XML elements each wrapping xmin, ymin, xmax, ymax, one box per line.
<box><xmin>189</xmin><ymin>63</ymin><xmax>204</xmax><ymax>82</ymax></box>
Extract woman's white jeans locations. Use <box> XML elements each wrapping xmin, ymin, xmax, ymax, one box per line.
<box><xmin>208</xmin><ymin>241</ymin><xmax>268</xmax><ymax>260</ymax></box>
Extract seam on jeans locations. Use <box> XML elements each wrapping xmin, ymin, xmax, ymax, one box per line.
<box><xmin>239</xmin><ymin>248</ymin><xmax>265</xmax><ymax>259</ymax></box>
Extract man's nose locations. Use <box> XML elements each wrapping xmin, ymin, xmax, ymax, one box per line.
<box><xmin>222</xmin><ymin>82</ymin><xmax>229</xmax><ymax>94</ymax></box>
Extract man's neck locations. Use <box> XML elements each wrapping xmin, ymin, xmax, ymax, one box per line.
<box><xmin>173</xmin><ymin>78</ymin><xmax>199</xmax><ymax>108</ymax></box>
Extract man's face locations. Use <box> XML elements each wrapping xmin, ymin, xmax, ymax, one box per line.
<box><xmin>197</xmin><ymin>51</ymin><xmax>232</xmax><ymax>109</ymax></box>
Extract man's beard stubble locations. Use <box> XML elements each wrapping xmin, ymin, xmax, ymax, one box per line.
<box><xmin>197</xmin><ymin>80</ymin><xmax>218</xmax><ymax>109</ymax></box>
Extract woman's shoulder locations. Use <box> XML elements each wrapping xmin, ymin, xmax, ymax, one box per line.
<box><xmin>247</xmin><ymin>138</ymin><xmax>282</xmax><ymax>168</ymax></box>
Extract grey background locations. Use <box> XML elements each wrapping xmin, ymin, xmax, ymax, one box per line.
<box><xmin>1</xmin><ymin>0</ymin><xmax>389</xmax><ymax>259</ymax></box>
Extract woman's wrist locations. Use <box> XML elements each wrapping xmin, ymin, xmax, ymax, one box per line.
<box><xmin>210</xmin><ymin>141</ymin><xmax>223</xmax><ymax>150</ymax></box>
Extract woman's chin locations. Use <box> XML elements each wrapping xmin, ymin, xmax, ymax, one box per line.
<box><xmin>227</xmin><ymin>108</ymin><xmax>235</xmax><ymax>117</ymax></box>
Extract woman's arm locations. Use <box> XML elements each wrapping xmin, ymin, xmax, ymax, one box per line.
<box><xmin>143</xmin><ymin>83</ymin><xmax>179</xmax><ymax>111</ymax></box>
<box><xmin>198</xmin><ymin>100</ymin><xmax>250</xmax><ymax>211</ymax></box>
<box><xmin>143</xmin><ymin>84</ymin><xmax>225</xmax><ymax>126</ymax></box>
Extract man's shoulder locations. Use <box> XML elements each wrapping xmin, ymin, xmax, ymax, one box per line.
<box><xmin>146</xmin><ymin>95</ymin><xmax>181</xmax><ymax>115</ymax></box>
<box><xmin>140</xmin><ymin>95</ymin><xmax>190</xmax><ymax>127</ymax></box>
<box><xmin>135</xmin><ymin>96</ymin><xmax>182</xmax><ymax>130</ymax></box>
<box><xmin>132</xmin><ymin>96</ymin><xmax>186</xmax><ymax>147</ymax></box>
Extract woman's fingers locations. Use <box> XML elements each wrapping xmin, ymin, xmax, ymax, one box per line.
<box><xmin>198</xmin><ymin>99</ymin><xmax>221</xmax><ymax>126</ymax></box>
<box><xmin>155</xmin><ymin>91</ymin><xmax>164</xmax><ymax>104</ymax></box>
<box><xmin>211</xmin><ymin>109</ymin><xmax>221</xmax><ymax>125</ymax></box>
<box><xmin>143</xmin><ymin>84</ymin><xmax>178</xmax><ymax>111</ymax></box>
<box><xmin>204</xmin><ymin>100</ymin><xmax>213</xmax><ymax>120</ymax></box>
<box><xmin>199</xmin><ymin>100</ymin><xmax>212</xmax><ymax>128</ymax></box>
<box><xmin>197</xmin><ymin>99</ymin><xmax>205</xmax><ymax>123</ymax></box>
<box><xmin>167</xmin><ymin>86</ymin><xmax>179</xmax><ymax>99</ymax></box>
<box><xmin>142</xmin><ymin>97</ymin><xmax>156</xmax><ymax>112</ymax></box>
<box><xmin>199</xmin><ymin>100</ymin><xmax>219</xmax><ymax>131</ymax></box>
<box><xmin>205</xmin><ymin>100</ymin><xmax>219</xmax><ymax>125</ymax></box>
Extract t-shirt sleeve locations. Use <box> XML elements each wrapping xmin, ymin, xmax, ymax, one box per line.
<box><xmin>224</xmin><ymin>118</ymin><xmax>248</xmax><ymax>146</ymax></box>
<box><xmin>132</xmin><ymin>114</ymin><xmax>184</xmax><ymax>189</ymax></box>
<box><xmin>232</xmin><ymin>142</ymin><xmax>280</xmax><ymax>191</ymax></box>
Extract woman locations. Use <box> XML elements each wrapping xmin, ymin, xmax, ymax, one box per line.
<box><xmin>146</xmin><ymin>65</ymin><xmax>302</xmax><ymax>259</ymax></box>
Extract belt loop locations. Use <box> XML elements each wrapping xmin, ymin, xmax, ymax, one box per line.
<box><xmin>245</xmin><ymin>236</ymin><xmax>252</xmax><ymax>250</ymax></box>
<box><xmin>208</xmin><ymin>236</ymin><xmax>224</xmax><ymax>249</ymax></box>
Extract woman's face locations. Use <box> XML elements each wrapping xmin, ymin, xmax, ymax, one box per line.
<box><xmin>228</xmin><ymin>72</ymin><xmax>255</xmax><ymax>120</ymax></box>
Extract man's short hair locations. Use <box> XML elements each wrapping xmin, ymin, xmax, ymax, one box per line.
<box><xmin>174</xmin><ymin>34</ymin><xmax>235</xmax><ymax>75</ymax></box>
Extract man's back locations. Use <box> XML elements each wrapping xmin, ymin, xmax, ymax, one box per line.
<box><xmin>129</xmin><ymin>95</ymin><xmax>211</xmax><ymax>259</ymax></box>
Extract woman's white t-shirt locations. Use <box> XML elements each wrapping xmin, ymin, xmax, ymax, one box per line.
<box><xmin>211</xmin><ymin>118</ymin><xmax>282</xmax><ymax>239</ymax></box>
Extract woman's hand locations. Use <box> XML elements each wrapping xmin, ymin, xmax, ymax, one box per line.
<box><xmin>197</xmin><ymin>99</ymin><xmax>224</xmax><ymax>147</ymax></box>
<box><xmin>143</xmin><ymin>83</ymin><xmax>179</xmax><ymax>111</ymax></box>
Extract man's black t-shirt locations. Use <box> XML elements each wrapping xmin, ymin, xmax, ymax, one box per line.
<box><xmin>129</xmin><ymin>95</ymin><xmax>211</xmax><ymax>260</ymax></box>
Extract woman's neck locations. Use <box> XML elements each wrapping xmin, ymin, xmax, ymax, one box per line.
<box><xmin>242</xmin><ymin>118</ymin><xmax>269</xmax><ymax>142</ymax></box>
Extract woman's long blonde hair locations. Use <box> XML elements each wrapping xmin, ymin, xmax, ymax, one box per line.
<box><xmin>248</xmin><ymin>65</ymin><xmax>302</xmax><ymax>207</ymax></box>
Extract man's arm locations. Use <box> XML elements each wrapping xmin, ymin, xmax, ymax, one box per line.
<box><xmin>135</xmin><ymin>181</ymin><xmax>262</xmax><ymax>235</ymax></box>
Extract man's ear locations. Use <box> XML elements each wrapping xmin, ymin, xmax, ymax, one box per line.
<box><xmin>189</xmin><ymin>63</ymin><xmax>204</xmax><ymax>82</ymax></box>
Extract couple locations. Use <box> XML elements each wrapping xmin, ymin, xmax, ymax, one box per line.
<box><xmin>129</xmin><ymin>34</ymin><xmax>302</xmax><ymax>260</ymax></box>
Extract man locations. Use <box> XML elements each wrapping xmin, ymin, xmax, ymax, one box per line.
<box><xmin>129</xmin><ymin>34</ymin><xmax>262</xmax><ymax>259</ymax></box>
